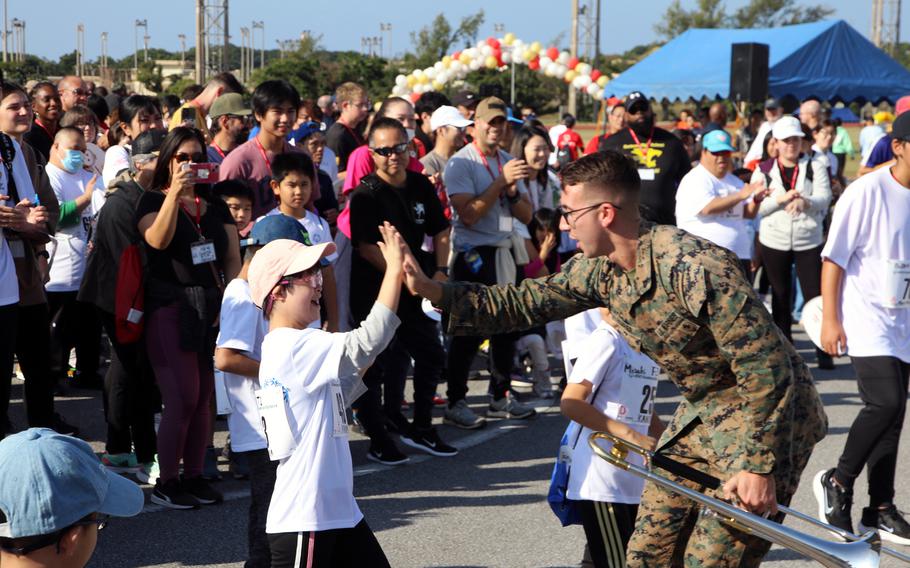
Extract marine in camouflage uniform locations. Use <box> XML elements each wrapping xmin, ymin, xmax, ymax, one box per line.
<box><xmin>437</xmin><ymin>222</ymin><xmax>828</xmax><ymax>567</ymax></box>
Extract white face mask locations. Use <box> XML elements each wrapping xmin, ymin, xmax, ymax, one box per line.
<box><xmin>406</xmin><ymin>128</ymin><xmax>416</xmax><ymax>142</ymax></box>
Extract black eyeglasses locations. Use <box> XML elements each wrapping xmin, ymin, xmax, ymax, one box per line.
<box><xmin>0</xmin><ymin>514</ymin><xmax>109</xmax><ymax>556</ymax></box>
<box><xmin>174</xmin><ymin>152</ymin><xmax>207</xmax><ymax>163</ymax></box>
<box><xmin>370</xmin><ymin>143</ymin><xmax>408</xmax><ymax>157</ymax></box>
<box><xmin>556</xmin><ymin>201</ymin><xmax>620</xmax><ymax>225</ymax></box>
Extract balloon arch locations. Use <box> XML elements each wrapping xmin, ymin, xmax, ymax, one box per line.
<box><xmin>390</xmin><ymin>33</ymin><xmax>610</xmax><ymax>103</ymax></box>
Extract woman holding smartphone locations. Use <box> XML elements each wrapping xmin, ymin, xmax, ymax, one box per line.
<box><xmin>135</xmin><ymin>126</ymin><xmax>240</xmax><ymax>509</ymax></box>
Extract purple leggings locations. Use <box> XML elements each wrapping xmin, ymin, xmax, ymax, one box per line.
<box><xmin>145</xmin><ymin>304</ymin><xmax>214</xmax><ymax>482</ymax></box>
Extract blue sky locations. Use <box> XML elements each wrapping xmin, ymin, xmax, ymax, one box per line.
<box><xmin>4</xmin><ymin>0</ymin><xmax>897</xmax><ymax>61</ymax></box>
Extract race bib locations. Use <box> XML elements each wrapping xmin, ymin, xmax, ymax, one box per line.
<box><xmin>883</xmin><ymin>259</ymin><xmax>910</xmax><ymax>308</ymax></box>
<box><xmin>638</xmin><ymin>168</ymin><xmax>656</xmax><ymax>181</ymax></box>
<box><xmin>256</xmin><ymin>385</ymin><xmax>296</xmax><ymax>461</ymax></box>
<box><xmin>498</xmin><ymin>215</ymin><xmax>513</xmax><ymax>232</ymax></box>
<box><xmin>607</xmin><ymin>360</ymin><xmax>659</xmax><ymax>425</ymax></box>
<box><xmin>190</xmin><ymin>239</ymin><xmax>216</xmax><ymax>265</ymax></box>
<box><xmin>329</xmin><ymin>379</ymin><xmax>349</xmax><ymax>438</ymax></box>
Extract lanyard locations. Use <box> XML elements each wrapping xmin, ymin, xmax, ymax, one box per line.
<box><xmin>34</xmin><ymin>118</ymin><xmax>54</xmax><ymax>139</ymax></box>
<box><xmin>778</xmin><ymin>159</ymin><xmax>798</xmax><ymax>190</ymax></box>
<box><xmin>211</xmin><ymin>144</ymin><xmax>226</xmax><ymax>160</ymax></box>
<box><xmin>473</xmin><ymin>141</ymin><xmax>502</xmax><ymax>182</ymax></box>
<box><xmin>254</xmin><ymin>137</ymin><xmax>273</xmax><ymax>171</ymax></box>
<box><xmin>628</xmin><ymin>127</ymin><xmax>654</xmax><ymax>162</ymax></box>
<box><xmin>339</xmin><ymin>121</ymin><xmax>364</xmax><ymax>146</ymax></box>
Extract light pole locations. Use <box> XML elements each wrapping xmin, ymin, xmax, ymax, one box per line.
<box><xmin>11</xmin><ymin>18</ymin><xmax>22</xmax><ymax>62</ymax></box>
<box><xmin>494</xmin><ymin>24</ymin><xmax>516</xmax><ymax>105</ymax></box>
<box><xmin>143</xmin><ymin>35</ymin><xmax>150</xmax><ymax>62</ymax></box>
<box><xmin>178</xmin><ymin>33</ymin><xmax>186</xmax><ymax>66</ymax></box>
<box><xmin>380</xmin><ymin>22</ymin><xmax>391</xmax><ymax>58</ymax></box>
<box><xmin>252</xmin><ymin>21</ymin><xmax>264</xmax><ymax>68</ymax></box>
<box><xmin>240</xmin><ymin>26</ymin><xmax>248</xmax><ymax>80</ymax></box>
<box><xmin>2</xmin><ymin>0</ymin><xmax>7</xmax><ymax>64</ymax></box>
<box><xmin>100</xmin><ymin>32</ymin><xmax>108</xmax><ymax>78</ymax></box>
<box><xmin>133</xmin><ymin>19</ymin><xmax>147</xmax><ymax>71</ymax></box>
<box><xmin>75</xmin><ymin>23</ymin><xmax>84</xmax><ymax>76</ymax></box>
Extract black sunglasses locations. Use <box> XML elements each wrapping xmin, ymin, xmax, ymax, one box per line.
<box><xmin>174</xmin><ymin>152</ymin><xmax>207</xmax><ymax>163</ymax></box>
<box><xmin>370</xmin><ymin>143</ymin><xmax>408</xmax><ymax>157</ymax></box>
<box><xmin>0</xmin><ymin>514</ymin><xmax>109</xmax><ymax>556</ymax></box>
<box><xmin>556</xmin><ymin>201</ymin><xmax>621</xmax><ymax>225</ymax></box>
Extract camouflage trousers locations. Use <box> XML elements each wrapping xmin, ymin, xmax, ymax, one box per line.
<box><xmin>626</xmin><ymin>419</ymin><xmax>814</xmax><ymax>568</ymax></box>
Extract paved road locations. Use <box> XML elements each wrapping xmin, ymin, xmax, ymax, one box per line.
<box><xmin>8</xmin><ymin>328</ymin><xmax>909</xmax><ymax>567</ymax></box>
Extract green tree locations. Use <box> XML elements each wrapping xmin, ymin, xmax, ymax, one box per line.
<box><xmin>655</xmin><ymin>0</ymin><xmax>833</xmax><ymax>39</ymax></box>
<box><xmin>136</xmin><ymin>60</ymin><xmax>163</xmax><ymax>93</ymax></box>
<box><xmin>457</xmin><ymin>66</ymin><xmax>565</xmax><ymax>116</ymax></box>
<box><xmin>406</xmin><ymin>11</ymin><xmax>485</xmax><ymax>69</ymax></box>
<box><xmin>654</xmin><ymin>0</ymin><xmax>726</xmax><ymax>39</ymax></box>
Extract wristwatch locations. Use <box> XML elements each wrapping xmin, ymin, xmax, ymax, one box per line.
<box><xmin>506</xmin><ymin>191</ymin><xmax>520</xmax><ymax>204</ymax></box>
<box><xmin>436</xmin><ymin>266</ymin><xmax>449</xmax><ymax>276</ymax></box>
<box><xmin>36</xmin><ymin>250</ymin><xmax>50</xmax><ymax>260</ymax></box>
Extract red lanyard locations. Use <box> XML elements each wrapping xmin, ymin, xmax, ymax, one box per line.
<box><xmin>628</xmin><ymin>127</ymin><xmax>654</xmax><ymax>162</ymax></box>
<box><xmin>254</xmin><ymin>137</ymin><xmax>273</xmax><ymax>171</ymax></box>
<box><xmin>778</xmin><ymin>159</ymin><xmax>799</xmax><ymax>190</ymax></box>
<box><xmin>339</xmin><ymin>121</ymin><xmax>364</xmax><ymax>146</ymax></box>
<box><xmin>34</xmin><ymin>118</ymin><xmax>54</xmax><ymax>139</ymax></box>
<box><xmin>180</xmin><ymin>196</ymin><xmax>202</xmax><ymax>234</ymax></box>
<box><xmin>211</xmin><ymin>144</ymin><xmax>226</xmax><ymax>160</ymax></box>
<box><xmin>473</xmin><ymin>141</ymin><xmax>502</xmax><ymax>182</ymax></box>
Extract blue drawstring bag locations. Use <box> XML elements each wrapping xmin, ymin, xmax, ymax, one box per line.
<box><xmin>547</xmin><ymin>420</ymin><xmax>584</xmax><ymax>526</ymax></box>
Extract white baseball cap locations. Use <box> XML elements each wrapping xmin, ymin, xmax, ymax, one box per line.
<box><xmin>430</xmin><ymin>105</ymin><xmax>473</xmax><ymax>131</ymax></box>
<box><xmin>772</xmin><ymin>115</ymin><xmax>805</xmax><ymax>140</ymax></box>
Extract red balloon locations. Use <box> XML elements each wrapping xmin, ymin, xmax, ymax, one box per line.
<box><xmin>452</xmin><ymin>51</ymin><xmax>461</xmax><ymax>60</ymax></box>
<box><xmin>567</xmin><ymin>57</ymin><xmax>579</xmax><ymax>70</ymax></box>
<box><xmin>487</xmin><ymin>37</ymin><xmax>500</xmax><ymax>49</ymax></box>
<box><xmin>492</xmin><ymin>47</ymin><xmax>502</xmax><ymax>59</ymax></box>
<box><xmin>546</xmin><ymin>46</ymin><xmax>559</xmax><ymax>60</ymax></box>
<box><xmin>591</xmin><ymin>69</ymin><xmax>602</xmax><ymax>81</ymax></box>
<box><xmin>528</xmin><ymin>57</ymin><xmax>541</xmax><ymax>71</ymax></box>
<box><xmin>410</xmin><ymin>92</ymin><xmax>421</xmax><ymax>104</ymax></box>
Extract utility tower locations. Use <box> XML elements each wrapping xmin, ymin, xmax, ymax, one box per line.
<box><xmin>872</xmin><ymin>0</ymin><xmax>901</xmax><ymax>54</ymax></box>
<box><xmin>578</xmin><ymin>0</ymin><xmax>601</xmax><ymax>63</ymax></box>
<box><xmin>203</xmin><ymin>0</ymin><xmax>230</xmax><ymax>78</ymax></box>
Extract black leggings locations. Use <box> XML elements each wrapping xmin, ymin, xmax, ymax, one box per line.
<box><xmin>268</xmin><ymin>519</ymin><xmax>389</xmax><ymax>568</ymax></box>
<box><xmin>758</xmin><ymin>244</ymin><xmax>823</xmax><ymax>341</ymax></box>
<box><xmin>835</xmin><ymin>356</ymin><xmax>910</xmax><ymax>507</ymax></box>
<box><xmin>578</xmin><ymin>501</ymin><xmax>638</xmax><ymax>568</ymax></box>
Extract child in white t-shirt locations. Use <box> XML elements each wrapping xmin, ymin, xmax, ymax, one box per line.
<box><xmin>248</xmin><ymin>221</ymin><xmax>406</xmax><ymax>567</ymax></box>
<box><xmin>560</xmin><ymin>308</ymin><xmax>665</xmax><ymax>568</ymax></box>
<box><xmin>266</xmin><ymin>152</ymin><xmax>339</xmax><ymax>331</ymax></box>
<box><xmin>214</xmin><ymin>213</ymin><xmax>316</xmax><ymax>566</ymax></box>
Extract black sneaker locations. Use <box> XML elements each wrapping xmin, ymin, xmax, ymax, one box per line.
<box><xmin>151</xmin><ymin>478</ymin><xmax>200</xmax><ymax>510</ymax></box>
<box><xmin>816</xmin><ymin>349</ymin><xmax>835</xmax><ymax>370</ymax></box>
<box><xmin>50</xmin><ymin>414</ymin><xmax>79</xmax><ymax>437</ymax></box>
<box><xmin>813</xmin><ymin>469</ymin><xmax>854</xmax><ymax>537</ymax></box>
<box><xmin>400</xmin><ymin>427</ymin><xmax>458</xmax><ymax>457</ymax></box>
<box><xmin>366</xmin><ymin>441</ymin><xmax>409</xmax><ymax>466</ymax></box>
<box><xmin>384</xmin><ymin>412</ymin><xmax>411</xmax><ymax>434</ymax></box>
<box><xmin>181</xmin><ymin>476</ymin><xmax>224</xmax><ymax>505</ymax></box>
<box><xmin>859</xmin><ymin>504</ymin><xmax>910</xmax><ymax>545</ymax></box>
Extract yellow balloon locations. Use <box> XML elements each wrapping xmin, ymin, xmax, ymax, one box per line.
<box><xmin>564</xmin><ymin>70</ymin><xmax>577</xmax><ymax>83</ymax></box>
<box><xmin>596</xmin><ymin>76</ymin><xmax>608</xmax><ymax>87</ymax></box>
<box><xmin>442</xmin><ymin>55</ymin><xmax>452</xmax><ymax>67</ymax></box>
<box><xmin>503</xmin><ymin>32</ymin><xmax>515</xmax><ymax>46</ymax></box>
<box><xmin>523</xmin><ymin>49</ymin><xmax>536</xmax><ymax>62</ymax></box>
<box><xmin>406</xmin><ymin>75</ymin><xmax>417</xmax><ymax>88</ymax></box>
<box><xmin>459</xmin><ymin>52</ymin><xmax>472</xmax><ymax>64</ymax></box>
<box><xmin>530</xmin><ymin>41</ymin><xmax>542</xmax><ymax>54</ymax></box>
<box><xmin>484</xmin><ymin>55</ymin><xmax>499</xmax><ymax>69</ymax></box>
<box><xmin>432</xmin><ymin>80</ymin><xmax>443</xmax><ymax>91</ymax></box>
<box><xmin>417</xmin><ymin>74</ymin><xmax>429</xmax><ymax>84</ymax></box>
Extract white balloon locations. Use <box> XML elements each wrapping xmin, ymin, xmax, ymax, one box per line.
<box><xmin>395</xmin><ymin>74</ymin><xmax>407</xmax><ymax>87</ymax></box>
<box><xmin>391</xmin><ymin>84</ymin><xmax>405</xmax><ymax>96</ymax></box>
<box><xmin>577</xmin><ymin>75</ymin><xmax>592</xmax><ymax>88</ymax></box>
<box><xmin>557</xmin><ymin>51</ymin><xmax>570</xmax><ymax>64</ymax></box>
<box><xmin>481</xmin><ymin>44</ymin><xmax>493</xmax><ymax>57</ymax></box>
<box><xmin>540</xmin><ymin>56</ymin><xmax>553</xmax><ymax>68</ymax></box>
<box><xmin>501</xmin><ymin>52</ymin><xmax>512</xmax><ymax>64</ymax></box>
<box><xmin>425</xmin><ymin>67</ymin><xmax>437</xmax><ymax>80</ymax></box>
<box><xmin>545</xmin><ymin>62</ymin><xmax>558</xmax><ymax>77</ymax></box>
<box><xmin>556</xmin><ymin>64</ymin><xmax>568</xmax><ymax>79</ymax></box>
<box><xmin>575</xmin><ymin>63</ymin><xmax>591</xmax><ymax>76</ymax></box>
<box><xmin>586</xmin><ymin>83</ymin><xmax>599</xmax><ymax>96</ymax></box>
<box><xmin>436</xmin><ymin>70</ymin><xmax>449</xmax><ymax>84</ymax></box>
<box><xmin>434</xmin><ymin>61</ymin><xmax>445</xmax><ymax>72</ymax></box>
<box><xmin>414</xmin><ymin>69</ymin><xmax>425</xmax><ymax>80</ymax></box>
<box><xmin>572</xmin><ymin>75</ymin><xmax>585</xmax><ymax>89</ymax></box>
<box><xmin>469</xmin><ymin>59</ymin><xmax>482</xmax><ymax>71</ymax></box>
<box><xmin>449</xmin><ymin>60</ymin><xmax>462</xmax><ymax>74</ymax></box>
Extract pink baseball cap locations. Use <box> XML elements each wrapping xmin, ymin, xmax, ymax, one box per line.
<box><xmin>896</xmin><ymin>95</ymin><xmax>910</xmax><ymax>116</ymax></box>
<box><xmin>248</xmin><ymin>239</ymin><xmax>335</xmax><ymax>309</ymax></box>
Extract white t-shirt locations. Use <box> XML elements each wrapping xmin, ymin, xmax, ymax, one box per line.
<box><xmin>261</xmin><ymin>327</ymin><xmax>361</xmax><ymax>533</ymax></box>
<box><xmin>811</xmin><ymin>144</ymin><xmax>838</xmax><ymax>179</ymax></box>
<box><xmin>821</xmin><ymin>166</ymin><xmax>910</xmax><ymax>362</ymax></box>
<box><xmin>215</xmin><ymin>279</ymin><xmax>270</xmax><ymax>452</ymax></box>
<box><xmin>675</xmin><ymin>164</ymin><xmax>752</xmax><ymax>259</ymax></box>
<box><xmin>45</xmin><ymin>164</ymin><xmax>94</xmax><ymax>292</ymax></box>
<box><xmin>102</xmin><ymin>145</ymin><xmax>130</xmax><ymax>188</ymax></box>
<box><xmin>0</xmin><ymin>140</ymin><xmax>35</xmax><ymax>307</ymax></box>
<box><xmin>263</xmin><ymin>208</ymin><xmax>338</xmax><ymax>264</ymax></box>
<box><xmin>744</xmin><ymin>120</ymin><xmax>774</xmax><ymax>164</ymax></box>
<box><xmin>566</xmin><ymin>321</ymin><xmax>660</xmax><ymax>504</ymax></box>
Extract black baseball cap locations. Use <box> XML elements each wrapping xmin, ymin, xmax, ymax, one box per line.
<box><xmin>764</xmin><ymin>97</ymin><xmax>780</xmax><ymax>110</ymax></box>
<box><xmin>452</xmin><ymin>90</ymin><xmax>479</xmax><ymax>108</ymax></box>
<box><xmin>624</xmin><ymin>91</ymin><xmax>649</xmax><ymax>112</ymax></box>
<box><xmin>891</xmin><ymin>111</ymin><xmax>910</xmax><ymax>141</ymax></box>
<box><xmin>131</xmin><ymin>128</ymin><xmax>168</xmax><ymax>157</ymax></box>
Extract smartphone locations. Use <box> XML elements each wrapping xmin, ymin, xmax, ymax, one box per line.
<box><xmin>186</xmin><ymin>162</ymin><xmax>219</xmax><ymax>184</ymax></box>
<box><xmin>181</xmin><ymin>107</ymin><xmax>196</xmax><ymax>128</ymax></box>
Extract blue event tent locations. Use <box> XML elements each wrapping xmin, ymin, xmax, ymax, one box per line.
<box><xmin>606</xmin><ymin>20</ymin><xmax>910</xmax><ymax>103</ymax></box>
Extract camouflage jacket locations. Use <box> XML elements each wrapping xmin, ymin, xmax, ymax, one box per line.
<box><xmin>441</xmin><ymin>223</ymin><xmax>827</xmax><ymax>475</ymax></box>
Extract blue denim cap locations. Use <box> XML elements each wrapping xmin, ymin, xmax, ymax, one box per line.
<box><xmin>0</xmin><ymin>429</ymin><xmax>144</xmax><ymax>539</ymax></box>
<box><xmin>244</xmin><ymin>213</ymin><xmax>313</xmax><ymax>248</ymax></box>
<box><xmin>702</xmin><ymin>129</ymin><xmax>735</xmax><ymax>153</ymax></box>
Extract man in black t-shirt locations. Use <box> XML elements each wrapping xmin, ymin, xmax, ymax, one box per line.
<box><xmin>325</xmin><ymin>82</ymin><xmax>369</xmax><ymax>179</ymax></box>
<box><xmin>599</xmin><ymin>91</ymin><xmax>690</xmax><ymax>225</ymax></box>
<box><xmin>348</xmin><ymin>117</ymin><xmax>456</xmax><ymax>463</ymax></box>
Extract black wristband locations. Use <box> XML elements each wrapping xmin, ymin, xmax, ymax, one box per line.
<box><xmin>36</xmin><ymin>250</ymin><xmax>49</xmax><ymax>260</ymax></box>
<box><xmin>436</xmin><ymin>267</ymin><xmax>449</xmax><ymax>276</ymax></box>
<box><xmin>506</xmin><ymin>191</ymin><xmax>520</xmax><ymax>204</ymax></box>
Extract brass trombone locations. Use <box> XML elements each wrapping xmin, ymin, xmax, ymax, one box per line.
<box><xmin>589</xmin><ymin>431</ymin><xmax>910</xmax><ymax>567</ymax></box>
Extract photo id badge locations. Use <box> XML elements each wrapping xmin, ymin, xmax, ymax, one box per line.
<box><xmin>190</xmin><ymin>239</ymin><xmax>217</xmax><ymax>265</ymax></box>
<box><xmin>329</xmin><ymin>379</ymin><xmax>349</xmax><ymax>438</ymax></box>
<box><xmin>256</xmin><ymin>385</ymin><xmax>296</xmax><ymax>461</ymax></box>
<box><xmin>883</xmin><ymin>259</ymin><xmax>910</xmax><ymax>308</ymax></box>
<box><xmin>498</xmin><ymin>215</ymin><xmax>513</xmax><ymax>232</ymax></box>
<box><xmin>638</xmin><ymin>168</ymin><xmax>656</xmax><ymax>181</ymax></box>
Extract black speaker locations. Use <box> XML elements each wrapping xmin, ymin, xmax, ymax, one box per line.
<box><xmin>729</xmin><ymin>43</ymin><xmax>769</xmax><ymax>103</ymax></box>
